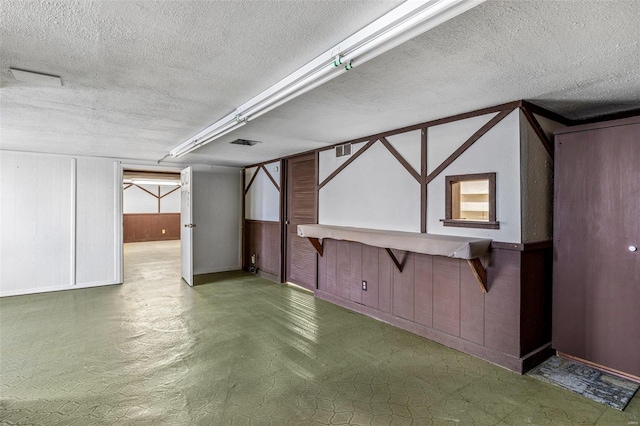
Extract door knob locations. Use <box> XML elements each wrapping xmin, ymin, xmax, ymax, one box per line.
<box><xmin>630</xmin><ymin>245</ymin><xmax>638</xmax><ymax>252</ymax></box>
<box><xmin>184</xmin><ymin>223</ymin><xmax>196</xmax><ymax>228</ymax></box>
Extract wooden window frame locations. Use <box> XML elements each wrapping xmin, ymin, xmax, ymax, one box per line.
<box><xmin>442</xmin><ymin>172</ymin><xmax>499</xmax><ymax>230</ymax></box>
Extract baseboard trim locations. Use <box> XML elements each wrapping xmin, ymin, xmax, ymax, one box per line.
<box><xmin>315</xmin><ymin>289</ymin><xmax>549</xmax><ymax>374</ymax></box>
<box><xmin>0</xmin><ymin>280</ymin><xmax>121</xmax><ymax>298</ymax></box>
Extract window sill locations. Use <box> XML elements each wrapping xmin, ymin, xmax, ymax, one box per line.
<box><xmin>440</xmin><ymin>219</ymin><xmax>500</xmax><ymax>230</ymax></box>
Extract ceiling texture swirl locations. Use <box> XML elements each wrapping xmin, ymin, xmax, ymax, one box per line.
<box><xmin>1</xmin><ymin>0</ymin><xmax>639</xmax><ymax>167</ymax></box>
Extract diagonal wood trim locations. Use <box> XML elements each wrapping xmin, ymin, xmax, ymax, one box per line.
<box><xmin>426</xmin><ymin>109</ymin><xmax>513</xmax><ymax>185</ymax></box>
<box><xmin>318</xmin><ymin>138</ymin><xmax>377</xmax><ymax>190</ymax></box>
<box><xmin>521</xmin><ymin>107</ymin><xmax>553</xmax><ymax>158</ymax></box>
<box><xmin>421</xmin><ymin>128</ymin><xmax>427</xmax><ymax>233</ymax></box>
<box><xmin>123</xmin><ymin>184</ymin><xmax>133</xmax><ymax>190</ymax></box>
<box><xmin>521</xmin><ymin>100</ymin><xmax>573</xmax><ymax>126</ymax></box>
<box><xmin>316</xmin><ymin>101</ymin><xmax>524</xmax><ymax>153</ymax></box>
<box><xmin>379</xmin><ymin>137</ymin><xmax>421</xmax><ymax>182</ymax></box>
<box><xmin>244</xmin><ymin>167</ymin><xmax>260</xmax><ymax>195</ymax></box>
<box><xmin>260</xmin><ymin>164</ymin><xmax>280</xmax><ymax>192</ymax></box>
<box><xmin>385</xmin><ymin>248</ymin><xmax>404</xmax><ymax>273</ymax></box>
<box><xmin>307</xmin><ymin>237</ymin><xmax>323</xmax><ymax>257</ymax></box>
<box><xmin>133</xmin><ymin>184</ymin><xmax>159</xmax><ymax>198</ymax></box>
<box><xmin>467</xmin><ymin>258</ymin><xmax>487</xmax><ymax>293</ymax></box>
<box><xmin>159</xmin><ymin>186</ymin><xmax>180</xmax><ymax>198</ymax></box>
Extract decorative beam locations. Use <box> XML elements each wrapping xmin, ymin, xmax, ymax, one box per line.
<box><xmin>421</xmin><ymin>128</ymin><xmax>427</xmax><ymax>233</ymax></box>
<box><xmin>467</xmin><ymin>258</ymin><xmax>487</xmax><ymax>293</ymax></box>
<box><xmin>521</xmin><ymin>106</ymin><xmax>553</xmax><ymax>158</ymax></box>
<box><xmin>260</xmin><ymin>164</ymin><xmax>280</xmax><ymax>192</ymax></box>
<box><xmin>133</xmin><ymin>184</ymin><xmax>159</xmax><ymax>198</ymax></box>
<box><xmin>159</xmin><ymin>186</ymin><xmax>180</xmax><ymax>198</ymax></box>
<box><xmin>123</xmin><ymin>184</ymin><xmax>133</xmax><ymax>190</ymax></box>
<box><xmin>318</xmin><ymin>138</ymin><xmax>377</xmax><ymax>190</ymax></box>
<box><xmin>379</xmin><ymin>137</ymin><xmax>421</xmax><ymax>183</ymax></box>
<box><xmin>426</xmin><ymin>108</ymin><xmax>513</xmax><ymax>184</ymax></box>
<box><xmin>307</xmin><ymin>237</ymin><xmax>323</xmax><ymax>257</ymax></box>
<box><xmin>244</xmin><ymin>167</ymin><xmax>260</xmax><ymax>195</ymax></box>
<box><xmin>385</xmin><ymin>248</ymin><xmax>404</xmax><ymax>273</ymax></box>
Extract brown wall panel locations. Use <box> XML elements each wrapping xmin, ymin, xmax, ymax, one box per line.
<box><xmin>243</xmin><ymin>220</ymin><xmax>280</xmax><ymax>278</ymax></box>
<box><xmin>485</xmin><ymin>249</ymin><xmax>521</xmax><ymax>356</ymax></box>
<box><xmin>336</xmin><ymin>241</ymin><xmax>351</xmax><ymax>300</ymax></box>
<box><xmin>124</xmin><ymin>213</ymin><xmax>180</xmax><ymax>243</ymax></box>
<box><xmin>349</xmin><ymin>242</ymin><xmax>363</xmax><ymax>304</ymax></box>
<box><xmin>378</xmin><ymin>247</ymin><xmax>393</xmax><ymax>314</ymax></box>
<box><xmin>520</xmin><ymin>249</ymin><xmax>552</xmax><ymax>355</ymax></box>
<box><xmin>433</xmin><ymin>257</ymin><xmax>461</xmax><ymax>337</ymax></box>
<box><xmin>314</xmin><ymin>239</ymin><xmax>550</xmax><ymax>373</ymax></box>
<box><xmin>460</xmin><ymin>256</ymin><xmax>485</xmax><ymax>345</ymax></box>
<box><xmin>392</xmin><ymin>251</ymin><xmax>415</xmax><ymax>321</ymax></box>
<box><xmin>361</xmin><ymin>245</ymin><xmax>379</xmax><ymax>309</ymax></box>
<box><xmin>325</xmin><ymin>239</ymin><xmax>337</xmax><ymax>295</ymax></box>
<box><xmin>414</xmin><ymin>254</ymin><xmax>433</xmax><ymax>327</ymax></box>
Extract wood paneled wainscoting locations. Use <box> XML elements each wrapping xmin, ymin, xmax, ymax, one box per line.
<box><xmin>316</xmin><ymin>239</ymin><xmax>553</xmax><ymax>373</ymax></box>
<box><xmin>124</xmin><ymin>213</ymin><xmax>180</xmax><ymax>243</ymax></box>
<box><xmin>243</xmin><ymin>220</ymin><xmax>281</xmax><ymax>282</ymax></box>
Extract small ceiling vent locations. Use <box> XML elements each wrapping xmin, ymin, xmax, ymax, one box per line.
<box><xmin>230</xmin><ymin>139</ymin><xmax>261</xmax><ymax>146</ymax></box>
<box><xmin>335</xmin><ymin>143</ymin><xmax>352</xmax><ymax>158</ymax></box>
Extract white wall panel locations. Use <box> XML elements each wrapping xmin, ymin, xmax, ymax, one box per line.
<box><xmin>427</xmin><ymin>113</ymin><xmax>497</xmax><ymax>174</ymax></box>
<box><xmin>427</xmin><ymin>110</ymin><xmax>521</xmax><ymax>242</ymax></box>
<box><xmin>263</xmin><ymin>161</ymin><xmax>281</xmax><ymax>187</ymax></box>
<box><xmin>0</xmin><ymin>152</ymin><xmax>73</xmax><ymax>295</ymax></box>
<box><xmin>319</xmin><ymin>141</ymin><xmax>421</xmax><ymax>232</ymax></box>
<box><xmin>318</xmin><ymin>141</ymin><xmax>367</xmax><ymax>183</ymax></box>
<box><xmin>123</xmin><ymin>185</ymin><xmax>158</xmax><ymax>213</ymax></box>
<box><xmin>244</xmin><ymin>167</ymin><xmax>257</xmax><ymax>189</ymax></box>
<box><xmin>75</xmin><ymin>158</ymin><xmax>118</xmax><ymax>285</ymax></box>
<box><xmin>193</xmin><ymin>169</ymin><xmax>241</xmax><ymax>274</ymax></box>
<box><xmin>386</xmin><ymin>129</ymin><xmax>422</xmax><ymax>175</ymax></box>
<box><xmin>245</xmin><ymin>168</ymin><xmax>280</xmax><ymax>222</ymax></box>
<box><xmin>159</xmin><ymin>187</ymin><xmax>180</xmax><ymax>213</ymax></box>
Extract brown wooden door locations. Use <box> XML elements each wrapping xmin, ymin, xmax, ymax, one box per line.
<box><xmin>285</xmin><ymin>154</ymin><xmax>317</xmax><ymax>291</ymax></box>
<box><xmin>553</xmin><ymin>119</ymin><xmax>640</xmax><ymax>377</ymax></box>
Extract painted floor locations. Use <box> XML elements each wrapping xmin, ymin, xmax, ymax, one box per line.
<box><xmin>1</xmin><ymin>240</ymin><xmax>638</xmax><ymax>425</ymax></box>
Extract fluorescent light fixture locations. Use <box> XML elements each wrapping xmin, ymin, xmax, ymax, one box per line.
<box><xmin>10</xmin><ymin>68</ymin><xmax>62</xmax><ymax>86</ymax></box>
<box><xmin>169</xmin><ymin>0</ymin><xmax>485</xmax><ymax>158</ymax></box>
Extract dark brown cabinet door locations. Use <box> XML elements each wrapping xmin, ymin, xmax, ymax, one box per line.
<box><xmin>553</xmin><ymin>118</ymin><xmax>640</xmax><ymax>377</ymax></box>
<box><xmin>285</xmin><ymin>154</ymin><xmax>317</xmax><ymax>291</ymax></box>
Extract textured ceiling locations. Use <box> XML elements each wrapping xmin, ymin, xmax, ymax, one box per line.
<box><xmin>2</xmin><ymin>0</ymin><xmax>639</xmax><ymax>168</ymax></box>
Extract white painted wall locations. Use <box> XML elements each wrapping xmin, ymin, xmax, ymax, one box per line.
<box><xmin>123</xmin><ymin>184</ymin><xmax>180</xmax><ymax>213</ymax></box>
<box><xmin>0</xmin><ymin>151</ymin><xmax>121</xmax><ymax>297</ymax></box>
<box><xmin>318</xmin><ymin>141</ymin><xmax>368</xmax><ymax>183</ymax></box>
<box><xmin>427</xmin><ymin>113</ymin><xmax>498</xmax><ymax>174</ymax></box>
<box><xmin>193</xmin><ymin>168</ymin><xmax>242</xmax><ymax>274</ymax></box>
<box><xmin>244</xmin><ymin>162</ymin><xmax>280</xmax><ymax>222</ymax></box>
<box><xmin>386</xmin><ymin>129</ymin><xmax>422</xmax><ymax>175</ymax></box>
<box><xmin>427</xmin><ymin>109</ymin><xmax>522</xmax><ymax>242</ymax></box>
<box><xmin>159</xmin><ymin>186</ymin><xmax>180</xmax><ymax>213</ymax></box>
<box><xmin>319</xmin><ymin>140</ymin><xmax>421</xmax><ymax>232</ymax></box>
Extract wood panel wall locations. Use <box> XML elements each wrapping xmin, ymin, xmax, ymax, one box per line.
<box><xmin>123</xmin><ymin>213</ymin><xmax>180</xmax><ymax>243</ymax></box>
<box><xmin>243</xmin><ymin>220</ymin><xmax>281</xmax><ymax>281</ymax></box>
<box><xmin>316</xmin><ymin>239</ymin><xmax>553</xmax><ymax>373</ymax></box>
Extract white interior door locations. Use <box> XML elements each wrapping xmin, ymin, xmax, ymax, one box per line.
<box><xmin>180</xmin><ymin>166</ymin><xmax>194</xmax><ymax>286</ymax></box>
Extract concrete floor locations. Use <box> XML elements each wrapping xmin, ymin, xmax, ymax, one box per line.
<box><xmin>1</xmin><ymin>240</ymin><xmax>638</xmax><ymax>425</ymax></box>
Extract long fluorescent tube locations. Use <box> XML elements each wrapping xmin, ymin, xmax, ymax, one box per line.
<box><xmin>169</xmin><ymin>0</ymin><xmax>484</xmax><ymax>158</ymax></box>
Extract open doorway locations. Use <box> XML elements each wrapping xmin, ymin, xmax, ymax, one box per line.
<box><xmin>122</xmin><ymin>170</ymin><xmax>182</xmax><ymax>284</ymax></box>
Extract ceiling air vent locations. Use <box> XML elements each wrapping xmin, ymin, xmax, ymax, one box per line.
<box><xmin>230</xmin><ymin>139</ymin><xmax>261</xmax><ymax>146</ymax></box>
<box><xmin>335</xmin><ymin>143</ymin><xmax>352</xmax><ymax>158</ymax></box>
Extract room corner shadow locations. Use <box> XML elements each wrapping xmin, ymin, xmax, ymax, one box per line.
<box><xmin>193</xmin><ymin>270</ymin><xmax>250</xmax><ymax>286</ymax></box>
